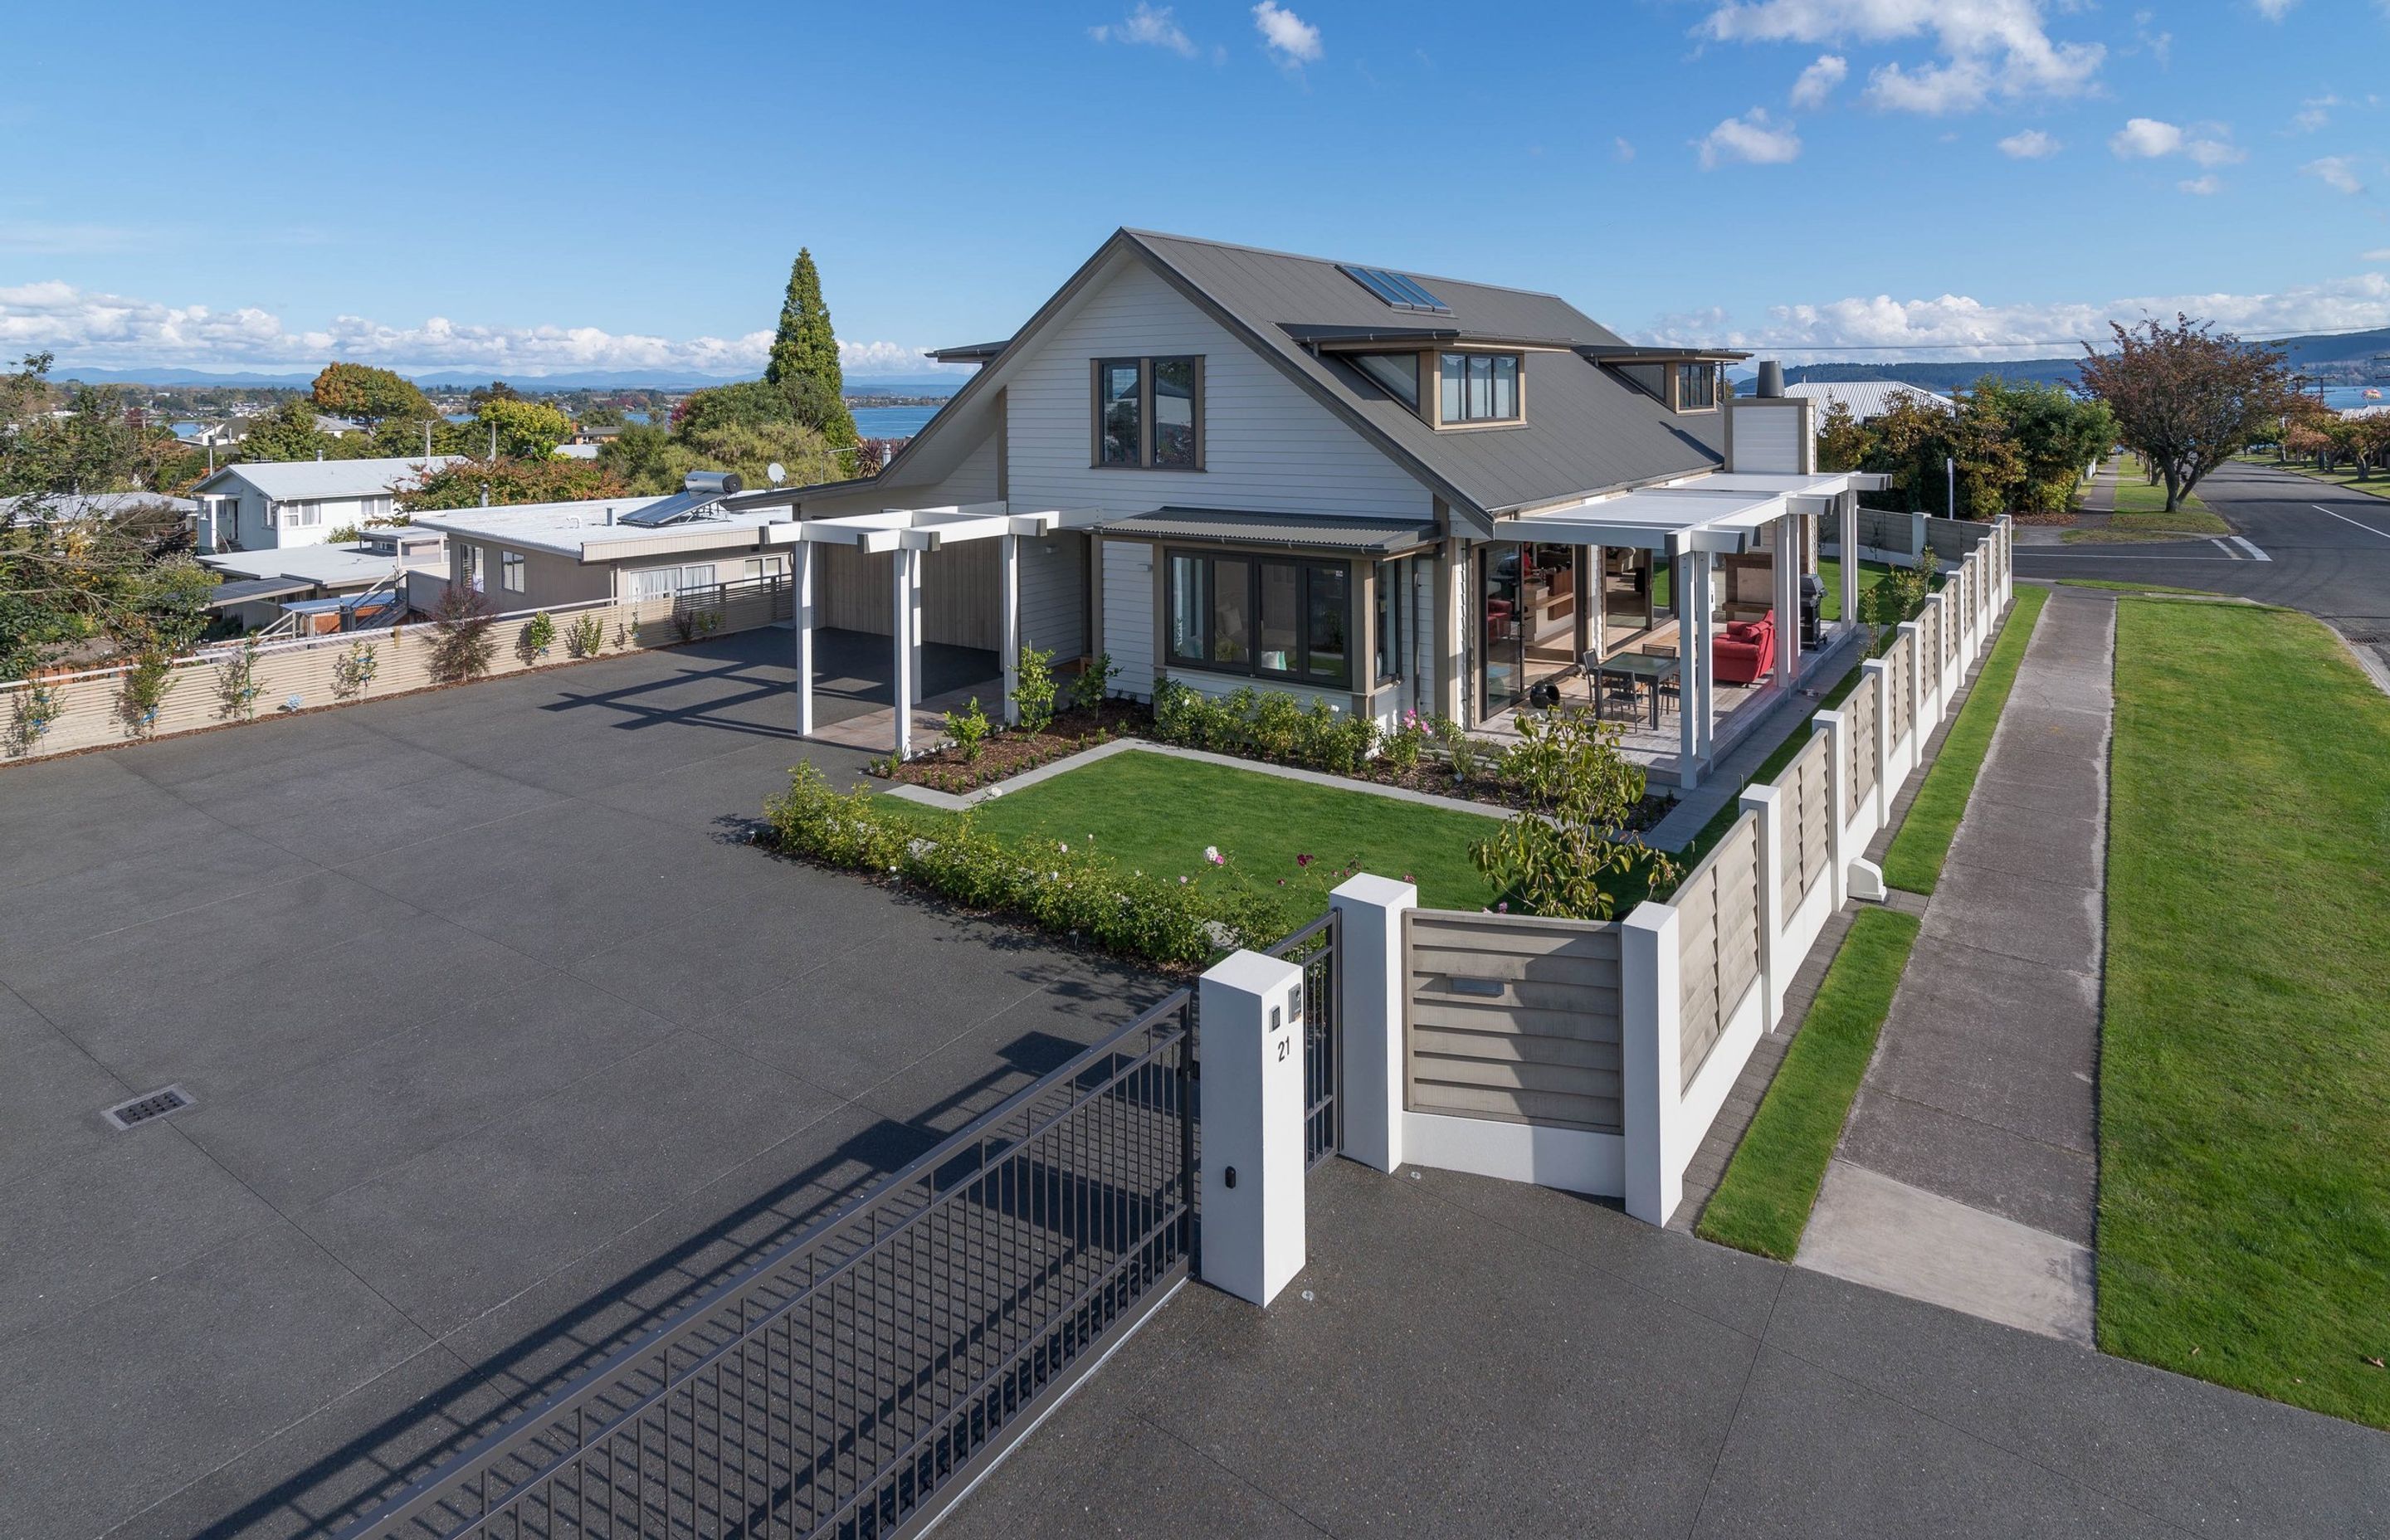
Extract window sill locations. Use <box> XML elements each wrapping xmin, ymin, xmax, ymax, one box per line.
<box><xmin>1087</xmin><ymin>463</ymin><xmax>1207</xmax><ymax>473</ymax></box>
<box><xmin>1432</xmin><ymin>420</ymin><xmax>1527</xmax><ymax>433</ymax></box>
<box><xmin>1164</xmin><ymin>660</ymin><xmax>1354</xmax><ymax>694</ymax></box>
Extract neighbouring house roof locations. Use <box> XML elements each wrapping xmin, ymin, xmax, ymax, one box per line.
<box><xmin>1090</xmin><ymin>508</ymin><xmax>1443</xmax><ymax>555</ymax></box>
<box><xmin>0</xmin><ymin>491</ymin><xmax>197</xmax><ymax>519</ymax></box>
<box><xmin>1783</xmin><ymin>381</ymin><xmax>1954</xmax><ymax>422</ymax></box>
<box><xmin>192</xmin><ymin>456</ymin><xmax>464</xmax><ymax>503</ymax></box>
<box><xmin>206</xmin><ymin>576</ymin><xmax>315</xmax><ymax>607</ymax></box>
<box><xmin>410</xmin><ymin>495</ymin><xmax>793</xmax><ymax>563</ymax></box>
<box><xmin>884</xmin><ymin>229</ymin><xmax>1739</xmax><ymax>532</ymax></box>
<box><xmin>200</xmin><ymin>543</ymin><xmax>434</xmax><ymax>590</ymax></box>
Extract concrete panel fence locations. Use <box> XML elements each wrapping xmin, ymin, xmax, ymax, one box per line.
<box><xmin>2</xmin><ymin>576</ymin><xmax>792</xmax><ymax>762</ymax></box>
<box><xmin>1334</xmin><ymin>516</ymin><xmax>2014</xmax><ymax>1226</ymax></box>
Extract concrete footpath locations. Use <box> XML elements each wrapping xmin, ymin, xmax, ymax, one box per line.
<box><xmin>1797</xmin><ymin>587</ymin><xmax>2114</xmax><ymax>1343</ymax></box>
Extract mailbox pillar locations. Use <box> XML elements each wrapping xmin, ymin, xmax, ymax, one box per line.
<box><xmin>1197</xmin><ymin>948</ymin><xmax>1308</xmax><ymax>1308</ymax></box>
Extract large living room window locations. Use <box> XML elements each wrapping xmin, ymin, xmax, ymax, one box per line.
<box><xmin>1093</xmin><ymin>356</ymin><xmax>1203</xmax><ymax>469</ymax></box>
<box><xmin>1437</xmin><ymin>352</ymin><xmax>1521</xmax><ymax>425</ymax></box>
<box><xmin>1166</xmin><ymin>550</ymin><xmax>1351</xmax><ymax>687</ymax></box>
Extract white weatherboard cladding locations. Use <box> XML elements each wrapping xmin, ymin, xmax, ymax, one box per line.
<box><xmin>1005</xmin><ymin>260</ymin><xmax>1434</xmax><ymax>519</ymax></box>
<box><xmin>1018</xmin><ymin>530</ymin><xmax>1088</xmax><ymax>660</ymax></box>
<box><xmin>1731</xmin><ymin>408</ymin><xmax>1802</xmax><ymax>475</ymax></box>
<box><xmin>1101</xmin><ymin>539</ymin><xmax>1155</xmax><ymax>699</ymax></box>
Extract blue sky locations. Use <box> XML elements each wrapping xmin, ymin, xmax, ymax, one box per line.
<box><xmin>2</xmin><ymin>0</ymin><xmax>2385</xmax><ymax>378</ymax></box>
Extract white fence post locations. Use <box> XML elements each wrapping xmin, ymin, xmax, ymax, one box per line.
<box><xmin>1331</xmin><ymin>873</ymin><xmax>1415</xmax><ymax>1176</ymax></box>
<box><xmin>1910</xmin><ymin>511</ymin><xmax>1929</xmax><ymax>570</ymax></box>
<box><xmin>1620</xmin><ymin>900</ymin><xmax>1683</xmax><ymax>1226</ymax></box>
<box><xmin>1197</xmin><ymin>949</ymin><xmax>1309</xmax><ymax>1308</ymax></box>
<box><xmin>1814</xmin><ymin>709</ymin><xmax>1851</xmax><ymax>910</ymax></box>
<box><xmin>1741</xmin><ymin>782</ymin><xmax>1786</xmax><ymax>1028</ymax></box>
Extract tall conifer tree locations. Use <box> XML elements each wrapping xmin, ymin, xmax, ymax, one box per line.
<box><xmin>765</xmin><ymin>249</ymin><xmax>858</xmax><ymax>448</ymax></box>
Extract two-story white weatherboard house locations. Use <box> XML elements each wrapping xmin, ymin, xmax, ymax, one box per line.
<box><xmin>746</xmin><ymin>229</ymin><xmax>1885</xmax><ymax>789</ymax></box>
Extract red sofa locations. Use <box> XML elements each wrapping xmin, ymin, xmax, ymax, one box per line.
<box><xmin>1712</xmin><ymin>610</ymin><xmax>1776</xmax><ymax>685</ymax></box>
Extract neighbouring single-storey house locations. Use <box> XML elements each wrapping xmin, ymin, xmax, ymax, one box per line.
<box><xmin>733</xmin><ymin>229</ymin><xmax>1885</xmax><ymax>788</ymax></box>
<box><xmin>191</xmin><ymin>456</ymin><xmax>464</xmax><ymax>553</ymax></box>
<box><xmin>200</xmin><ymin>525</ymin><xmax>448</xmax><ymax>633</ymax></box>
<box><xmin>1783</xmin><ymin>379</ymin><xmax>1954</xmax><ymax>425</ymax></box>
<box><xmin>406</xmin><ymin>481</ymin><xmax>793</xmax><ymax>612</ymax></box>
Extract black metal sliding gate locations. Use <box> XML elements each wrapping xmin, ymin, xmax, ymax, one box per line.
<box><xmin>1271</xmin><ymin>909</ymin><xmax>1341</xmax><ymax>1171</ymax></box>
<box><xmin>339</xmin><ymin>993</ymin><xmax>1197</xmax><ymax>1540</ymax></box>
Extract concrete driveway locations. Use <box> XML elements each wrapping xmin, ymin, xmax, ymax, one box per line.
<box><xmin>0</xmin><ymin>626</ymin><xmax>1173</xmax><ymax>1539</ymax></box>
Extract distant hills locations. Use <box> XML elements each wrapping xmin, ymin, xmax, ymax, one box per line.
<box><xmin>1781</xmin><ymin>325</ymin><xmax>2390</xmax><ymax>392</ymax></box>
<box><xmin>47</xmin><ymin>365</ymin><xmax>964</xmax><ymax>397</ymax></box>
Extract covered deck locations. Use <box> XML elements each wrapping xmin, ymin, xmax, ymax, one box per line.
<box><xmin>1480</xmin><ymin>470</ymin><xmax>1889</xmax><ymax>790</ymax></box>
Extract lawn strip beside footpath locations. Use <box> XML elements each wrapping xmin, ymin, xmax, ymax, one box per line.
<box><xmin>1695</xmin><ymin>909</ymin><xmax>1921</xmax><ymax>1260</ymax></box>
<box><xmin>1878</xmin><ymin>583</ymin><xmax>2050</xmax><ymax>894</ymax></box>
<box><xmin>2101</xmin><ymin>451</ymin><xmax>2231</xmax><ymax>535</ymax></box>
<box><xmin>2099</xmin><ymin>598</ymin><xmax>2390</xmax><ymax>1430</ymax></box>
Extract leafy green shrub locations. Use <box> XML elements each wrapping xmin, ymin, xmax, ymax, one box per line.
<box><xmin>565</xmin><ymin>611</ymin><xmax>605</xmax><ymax>658</ymax></box>
<box><xmin>1382</xmin><ymin>709</ymin><xmax>1430</xmax><ymax>774</ymax></box>
<box><xmin>7</xmin><ymin>678</ymin><xmax>64</xmax><ymax>754</ymax></box>
<box><xmin>1471</xmin><ymin>709</ymin><xmax>1674</xmax><ymax>920</ymax></box>
<box><xmin>217</xmin><ymin>637</ymin><xmax>264</xmax><ymax>719</ymax></box>
<box><xmin>1866</xmin><ymin>563</ymin><xmax>1934</xmax><ymax>631</ymax></box>
<box><xmin>761</xmin><ymin>763</ymin><xmax>1285</xmax><ymax>967</ymax></box>
<box><xmin>1071</xmin><ymin>652</ymin><xmax>1119</xmax><ymax>714</ymax></box>
<box><xmin>1012</xmin><ymin>644</ymin><xmax>1058</xmax><ymax>733</ymax></box>
<box><xmin>521</xmin><ymin>611</ymin><xmax>557</xmax><ymax>661</ymax></box>
<box><xmin>324</xmin><ymin>523</ymin><xmax>363</xmax><ymax>544</ymax></box>
<box><xmin>118</xmin><ymin>650</ymin><xmax>176</xmax><ymax>736</ymax></box>
<box><xmin>946</xmin><ymin>696</ymin><xmax>991</xmax><ymax>762</ymax></box>
<box><xmin>1144</xmin><ymin>680</ymin><xmax>1376</xmax><ymax>773</ymax></box>
<box><xmin>332</xmin><ymin>641</ymin><xmax>378</xmax><ymax>699</ymax></box>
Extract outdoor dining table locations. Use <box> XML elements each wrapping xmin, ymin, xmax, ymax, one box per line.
<box><xmin>1584</xmin><ymin>651</ymin><xmax>1680</xmax><ymax>729</ymax></box>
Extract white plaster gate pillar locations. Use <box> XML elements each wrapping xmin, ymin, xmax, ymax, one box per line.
<box><xmin>1198</xmin><ymin>948</ymin><xmax>1309</xmax><ymax>1308</ymax></box>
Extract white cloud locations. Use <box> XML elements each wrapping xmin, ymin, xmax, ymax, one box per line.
<box><xmin>2109</xmin><ymin>117</ymin><xmax>2183</xmax><ymax>158</ymax></box>
<box><xmin>2252</xmin><ymin>0</ymin><xmax>2297</xmax><ymax>19</ymax></box>
<box><xmin>1636</xmin><ymin>271</ymin><xmax>2390</xmax><ymax>358</ymax></box>
<box><xmin>2305</xmin><ymin>156</ymin><xmax>2366</xmax><ymax>194</ymax></box>
<box><xmin>2186</xmin><ymin>134</ymin><xmax>2246</xmax><ymax>168</ymax></box>
<box><xmin>1251</xmin><ymin>2</ymin><xmax>1321</xmax><ymax>65</ymax></box>
<box><xmin>2292</xmin><ymin>94</ymin><xmax>2338</xmax><ymax>133</ymax></box>
<box><xmin>1696</xmin><ymin>107</ymin><xmax>1802</xmax><ymax>169</ymax></box>
<box><xmin>0</xmin><ymin>280</ymin><xmax>963</xmax><ymax>378</ymax></box>
<box><xmin>1089</xmin><ymin>3</ymin><xmax>1197</xmax><ymax>59</ymax></box>
<box><xmin>1613</xmin><ymin>136</ymin><xmax>1636</xmax><ymax>162</ymax></box>
<box><xmin>1789</xmin><ymin>53</ymin><xmax>1847</xmax><ymax>107</ymax></box>
<box><xmin>1997</xmin><ymin>129</ymin><xmax>2061</xmax><ymax>158</ymax></box>
<box><xmin>1697</xmin><ymin>0</ymin><xmax>2104</xmax><ymax>115</ymax></box>
<box><xmin>2178</xmin><ymin>175</ymin><xmax>2222</xmax><ymax>195</ymax></box>
<box><xmin>2364</xmin><ymin>247</ymin><xmax>2390</xmax><ymax>262</ymax></box>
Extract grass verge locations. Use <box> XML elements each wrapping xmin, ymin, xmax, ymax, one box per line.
<box><xmin>1878</xmin><ymin>583</ymin><xmax>2049</xmax><ymax>893</ymax></box>
<box><xmin>2105</xmin><ymin>451</ymin><xmax>2230</xmax><ymax>535</ymax></box>
<box><xmin>2239</xmin><ymin>453</ymin><xmax>2390</xmax><ymax>501</ymax></box>
<box><xmin>890</xmin><ymin>748</ymin><xmax>1504</xmax><ymax>914</ymax></box>
<box><xmin>1695</xmin><ymin>908</ymin><xmax>1922</xmax><ymax>1259</ymax></box>
<box><xmin>2059</xmin><ymin>578</ymin><xmax>2217</xmax><ymax>596</ymax></box>
<box><xmin>2099</xmin><ymin>599</ymin><xmax>2390</xmax><ymax>1429</ymax></box>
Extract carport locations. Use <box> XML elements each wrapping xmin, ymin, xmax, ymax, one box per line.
<box><xmin>764</xmin><ymin>503</ymin><xmax>1103</xmax><ymax>758</ymax></box>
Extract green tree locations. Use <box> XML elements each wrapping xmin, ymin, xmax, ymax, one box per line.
<box><xmin>2079</xmin><ymin>314</ymin><xmax>2299</xmax><ymax>512</ymax></box>
<box><xmin>763</xmin><ymin>249</ymin><xmax>858</xmax><ymax>448</ymax></box>
<box><xmin>1814</xmin><ymin>400</ymin><xmax>1874</xmax><ymax>473</ymax></box>
<box><xmin>398</xmin><ymin>456</ymin><xmax>625</xmax><ymax>511</ymax></box>
<box><xmin>599</xmin><ymin>418</ymin><xmax>842</xmax><ymax>495</ymax></box>
<box><xmin>310</xmin><ymin>363</ymin><xmax>432</xmax><ymax>426</ymax></box>
<box><xmin>473</xmin><ymin>397</ymin><xmax>574</xmax><ymax>460</ymax></box>
<box><xmin>237</xmin><ymin>398</ymin><xmax>341</xmax><ymax>462</ymax></box>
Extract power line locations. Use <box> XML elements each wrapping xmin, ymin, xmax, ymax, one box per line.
<box><xmin>1715</xmin><ymin>319</ymin><xmax>2390</xmax><ymax>354</ymax></box>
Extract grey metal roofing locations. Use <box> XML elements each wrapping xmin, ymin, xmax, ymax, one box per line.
<box><xmin>1783</xmin><ymin>381</ymin><xmax>1954</xmax><ymax>420</ymax></box>
<box><xmin>925</xmin><ymin>340</ymin><xmax>1011</xmax><ymax>362</ymax></box>
<box><xmin>193</xmin><ymin>456</ymin><xmax>462</xmax><ymax>502</ymax></box>
<box><xmin>1090</xmin><ymin>507</ymin><xmax>1442</xmax><ymax>555</ymax></box>
<box><xmin>1118</xmin><ymin>231</ymin><xmax>1729</xmax><ymax>524</ymax></box>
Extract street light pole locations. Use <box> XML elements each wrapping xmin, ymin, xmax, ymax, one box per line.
<box><xmin>1945</xmin><ymin>456</ymin><xmax>1955</xmax><ymax>520</ymax></box>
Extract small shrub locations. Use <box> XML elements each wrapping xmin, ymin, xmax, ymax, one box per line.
<box><xmin>1070</xmin><ymin>652</ymin><xmax>1119</xmax><ymax>714</ymax></box>
<box><xmin>1866</xmin><ymin>563</ymin><xmax>1934</xmax><ymax>631</ymax></box>
<box><xmin>7</xmin><ymin>678</ymin><xmax>65</xmax><ymax>754</ymax></box>
<box><xmin>566</xmin><ymin>612</ymin><xmax>605</xmax><ymax>658</ymax></box>
<box><xmin>520</xmin><ymin>611</ymin><xmax>557</xmax><ymax>662</ymax></box>
<box><xmin>1470</xmin><ymin>709</ymin><xmax>1674</xmax><ymax>920</ymax></box>
<box><xmin>332</xmin><ymin>641</ymin><xmax>378</xmax><ymax>699</ymax></box>
<box><xmin>119</xmin><ymin>650</ymin><xmax>177</xmax><ymax>736</ymax></box>
<box><xmin>1013</xmin><ymin>644</ymin><xmax>1058</xmax><ymax>734</ymax></box>
<box><xmin>946</xmin><ymin>696</ymin><xmax>992</xmax><ymax>762</ymax></box>
<box><xmin>324</xmin><ymin>523</ymin><xmax>363</xmax><ymax>544</ymax></box>
<box><xmin>428</xmin><ymin>583</ymin><xmax>499</xmax><ymax>684</ymax></box>
<box><xmin>217</xmin><ymin>636</ymin><xmax>265</xmax><ymax>719</ymax></box>
<box><xmin>1382</xmin><ymin>709</ymin><xmax>1430</xmax><ymax>775</ymax></box>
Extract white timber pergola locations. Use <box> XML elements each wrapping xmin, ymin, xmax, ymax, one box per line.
<box><xmin>765</xmin><ymin>502</ymin><xmax>1103</xmax><ymax>759</ymax></box>
<box><xmin>1490</xmin><ymin>470</ymin><xmax>1890</xmax><ymax>789</ymax></box>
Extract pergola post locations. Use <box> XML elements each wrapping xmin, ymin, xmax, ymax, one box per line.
<box><xmin>999</xmin><ymin>533</ymin><xmax>1021</xmax><ymax>727</ymax></box>
<box><xmin>793</xmin><ymin>539</ymin><xmax>816</xmax><ymax>738</ymax></box>
<box><xmin>1690</xmin><ymin>551</ymin><xmax>1717</xmax><ymax>763</ymax></box>
<box><xmin>1675</xmin><ymin>543</ymin><xmax>1700</xmax><ymax>790</ymax></box>
<box><xmin>891</xmin><ymin>545</ymin><xmax>915</xmax><ymax>758</ymax></box>
<box><xmin>907</xmin><ymin>544</ymin><xmax>925</xmax><ymax>706</ymax></box>
<box><xmin>1774</xmin><ymin>512</ymin><xmax>1800</xmax><ymax>687</ymax></box>
<box><xmin>1838</xmin><ymin>491</ymin><xmax>1859</xmax><ymax>633</ymax></box>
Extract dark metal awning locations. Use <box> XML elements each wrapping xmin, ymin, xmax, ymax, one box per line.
<box><xmin>1090</xmin><ymin>507</ymin><xmax>1442</xmax><ymax>555</ymax></box>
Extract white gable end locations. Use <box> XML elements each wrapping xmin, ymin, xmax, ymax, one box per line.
<box><xmin>1003</xmin><ymin>259</ymin><xmax>1432</xmax><ymax>519</ymax></box>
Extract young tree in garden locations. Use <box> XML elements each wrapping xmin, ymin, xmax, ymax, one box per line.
<box><xmin>763</xmin><ymin>249</ymin><xmax>858</xmax><ymax>448</ymax></box>
<box><xmin>310</xmin><ymin>363</ymin><xmax>432</xmax><ymax>426</ymax></box>
<box><xmin>237</xmin><ymin>397</ymin><xmax>344</xmax><ymax>461</ymax></box>
<box><xmin>472</xmin><ymin>397</ymin><xmax>574</xmax><ymax>460</ymax></box>
<box><xmin>1814</xmin><ymin>399</ymin><xmax>1874</xmax><ymax>473</ymax></box>
<box><xmin>2078</xmin><ymin>314</ymin><xmax>2299</xmax><ymax>512</ymax></box>
<box><xmin>398</xmin><ymin>456</ymin><xmax>624</xmax><ymax>511</ymax></box>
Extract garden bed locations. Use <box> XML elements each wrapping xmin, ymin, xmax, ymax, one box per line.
<box><xmin>877</xmin><ymin>699</ymin><xmax>1148</xmax><ymax>794</ymax></box>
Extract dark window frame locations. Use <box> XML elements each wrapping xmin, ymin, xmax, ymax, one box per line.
<box><xmin>1090</xmin><ymin>355</ymin><xmax>1206</xmax><ymax>470</ymax></box>
<box><xmin>1163</xmin><ymin>547</ymin><xmax>1354</xmax><ymax>689</ymax></box>
<box><xmin>1435</xmin><ymin>350</ymin><xmax>1524</xmax><ymax>426</ymax></box>
<box><xmin>1674</xmin><ymin>362</ymin><xmax>1719</xmax><ymax>412</ymax></box>
<box><xmin>1373</xmin><ymin>556</ymin><xmax>1406</xmax><ymax>685</ymax></box>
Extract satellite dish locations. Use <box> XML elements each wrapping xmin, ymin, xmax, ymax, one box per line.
<box><xmin>766</xmin><ymin>461</ymin><xmax>787</xmax><ymax>486</ymax></box>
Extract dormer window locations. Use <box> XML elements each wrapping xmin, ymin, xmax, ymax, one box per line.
<box><xmin>1436</xmin><ymin>353</ymin><xmax>1521</xmax><ymax>426</ymax></box>
<box><xmin>1350</xmin><ymin>353</ymin><xmax>1421</xmax><ymax>412</ymax></box>
<box><xmin>1676</xmin><ymin>362</ymin><xmax>1719</xmax><ymax>411</ymax></box>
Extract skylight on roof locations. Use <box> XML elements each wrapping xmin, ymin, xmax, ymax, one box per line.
<box><xmin>1339</xmin><ymin>264</ymin><xmax>1452</xmax><ymax>316</ymax></box>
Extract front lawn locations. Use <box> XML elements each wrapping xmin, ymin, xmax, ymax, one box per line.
<box><xmin>2103</xmin><ymin>451</ymin><xmax>2231</xmax><ymax>535</ymax></box>
<box><xmin>2100</xmin><ymin>598</ymin><xmax>2390</xmax><ymax>1429</ymax></box>
<box><xmin>903</xmin><ymin>748</ymin><xmax>1505</xmax><ymax>914</ymax></box>
<box><xmin>1879</xmin><ymin>582</ymin><xmax>2048</xmax><ymax>893</ymax></box>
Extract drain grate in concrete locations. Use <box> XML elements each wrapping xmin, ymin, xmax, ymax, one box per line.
<box><xmin>102</xmin><ymin>1086</ymin><xmax>193</xmax><ymax>1130</ymax></box>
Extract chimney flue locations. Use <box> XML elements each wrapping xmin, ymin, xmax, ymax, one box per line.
<box><xmin>1756</xmin><ymin>360</ymin><xmax>1786</xmax><ymax>398</ymax></box>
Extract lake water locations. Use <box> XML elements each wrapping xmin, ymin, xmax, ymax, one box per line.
<box><xmin>2316</xmin><ymin>386</ymin><xmax>2384</xmax><ymax>410</ymax></box>
<box><xmin>852</xmin><ymin>405</ymin><xmax>939</xmax><ymax>437</ymax></box>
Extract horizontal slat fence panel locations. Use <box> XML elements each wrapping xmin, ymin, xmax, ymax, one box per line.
<box><xmin>1673</xmin><ymin>814</ymin><xmax>1760</xmax><ymax>1089</ymax></box>
<box><xmin>1847</xmin><ymin>670</ymin><xmax>1878</xmax><ymax>815</ymax></box>
<box><xmin>1890</xmin><ymin>631</ymin><xmax>1914</xmax><ymax>738</ymax></box>
<box><xmin>3</xmin><ymin>578</ymin><xmax>789</xmax><ymax>762</ymax></box>
<box><xmin>1404</xmin><ymin>909</ymin><xmax>1624</xmax><ymax>1134</ymax></box>
<box><xmin>1776</xmin><ymin>731</ymin><xmax>1830</xmax><ymax>914</ymax></box>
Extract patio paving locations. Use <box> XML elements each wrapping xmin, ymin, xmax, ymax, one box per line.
<box><xmin>0</xmin><ymin>625</ymin><xmax>1182</xmax><ymax>1540</ymax></box>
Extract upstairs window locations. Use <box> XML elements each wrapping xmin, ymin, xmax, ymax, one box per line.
<box><xmin>1676</xmin><ymin>363</ymin><xmax>1719</xmax><ymax>410</ymax></box>
<box><xmin>1437</xmin><ymin>353</ymin><xmax>1521</xmax><ymax>426</ymax></box>
<box><xmin>1351</xmin><ymin>353</ymin><xmax>1422</xmax><ymax>411</ymax></box>
<box><xmin>1093</xmin><ymin>356</ymin><xmax>1203</xmax><ymax>469</ymax></box>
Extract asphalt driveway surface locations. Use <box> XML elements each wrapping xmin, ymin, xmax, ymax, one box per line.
<box><xmin>0</xmin><ymin>626</ymin><xmax>1174</xmax><ymax>1539</ymax></box>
